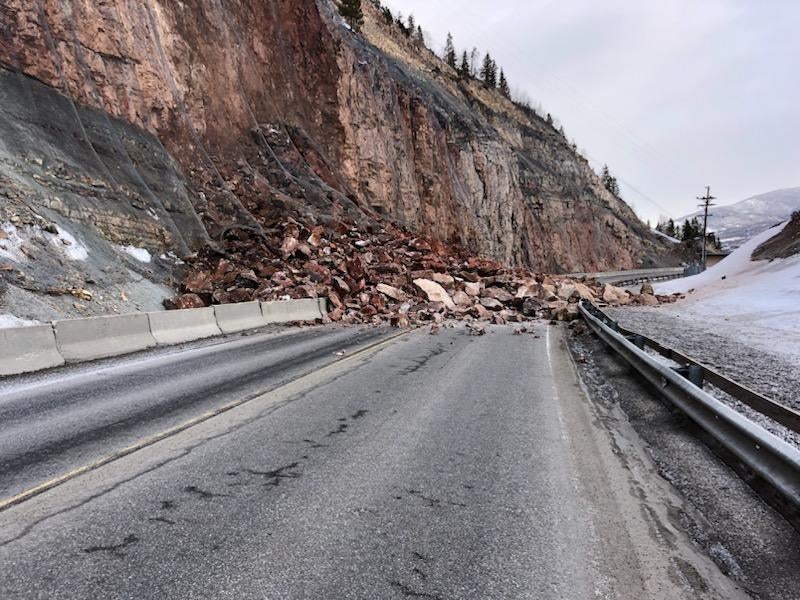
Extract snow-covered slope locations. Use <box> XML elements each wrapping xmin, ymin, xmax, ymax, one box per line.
<box><xmin>677</xmin><ymin>187</ymin><xmax>800</xmax><ymax>249</ymax></box>
<box><xmin>654</xmin><ymin>220</ymin><xmax>800</xmax><ymax>360</ymax></box>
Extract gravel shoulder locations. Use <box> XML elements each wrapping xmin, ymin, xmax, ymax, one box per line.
<box><xmin>569</xmin><ymin>329</ymin><xmax>800</xmax><ymax>599</ymax></box>
<box><xmin>606</xmin><ymin>306</ymin><xmax>800</xmax><ymax>414</ymax></box>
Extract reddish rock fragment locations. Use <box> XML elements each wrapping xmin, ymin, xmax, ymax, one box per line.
<box><xmin>172</xmin><ymin>293</ymin><xmax>206</xmax><ymax>309</ymax></box>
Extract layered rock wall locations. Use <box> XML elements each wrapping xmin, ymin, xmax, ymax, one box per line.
<box><xmin>0</xmin><ymin>0</ymin><xmax>669</xmax><ymax>319</ymax></box>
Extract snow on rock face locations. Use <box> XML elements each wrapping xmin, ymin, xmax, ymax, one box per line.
<box><xmin>120</xmin><ymin>245</ymin><xmax>152</xmax><ymax>263</ymax></box>
<box><xmin>651</xmin><ymin>228</ymin><xmax>680</xmax><ymax>244</ymax></box>
<box><xmin>653</xmin><ymin>220</ymin><xmax>800</xmax><ymax>361</ymax></box>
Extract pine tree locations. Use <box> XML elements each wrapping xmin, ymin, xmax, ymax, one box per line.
<box><xmin>338</xmin><ymin>0</ymin><xmax>364</xmax><ymax>31</ymax></box>
<box><xmin>380</xmin><ymin>6</ymin><xmax>393</xmax><ymax>24</ymax></box>
<box><xmin>407</xmin><ymin>14</ymin><xmax>415</xmax><ymax>35</ymax></box>
<box><xmin>546</xmin><ymin>113</ymin><xmax>553</xmax><ymax>126</ymax></box>
<box><xmin>480</xmin><ymin>53</ymin><xmax>497</xmax><ymax>87</ymax></box>
<box><xmin>415</xmin><ymin>25</ymin><xmax>424</xmax><ymax>46</ymax></box>
<box><xmin>458</xmin><ymin>51</ymin><xmax>470</xmax><ymax>78</ymax></box>
<box><xmin>469</xmin><ymin>47</ymin><xmax>479</xmax><ymax>77</ymax></box>
<box><xmin>601</xmin><ymin>165</ymin><xmax>620</xmax><ymax>196</ymax></box>
<box><xmin>681</xmin><ymin>218</ymin><xmax>700</xmax><ymax>242</ymax></box>
<box><xmin>444</xmin><ymin>33</ymin><xmax>457</xmax><ymax>68</ymax></box>
<box><xmin>498</xmin><ymin>69</ymin><xmax>510</xmax><ymax>97</ymax></box>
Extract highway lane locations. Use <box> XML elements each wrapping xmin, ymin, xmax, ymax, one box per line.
<box><xmin>0</xmin><ymin>323</ymin><xmax>746</xmax><ymax>599</ymax></box>
<box><xmin>0</xmin><ymin>325</ymin><xmax>393</xmax><ymax>500</ymax></box>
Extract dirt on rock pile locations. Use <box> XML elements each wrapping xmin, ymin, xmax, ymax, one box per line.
<box><xmin>169</xmin><ymin>216</ymin><xmax>677</xmax><ymax>328</ymax></box>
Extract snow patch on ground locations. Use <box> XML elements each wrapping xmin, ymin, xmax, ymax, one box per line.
<box><xmin>1</xmin><ymin>222</ymin><xmax>89</xmax><ymax>262</ymax></box>
<box><xmin>0</xmin><ymin>313</ymin><xmax>41</xmax><ymax>329</ymax></box>
<box><xmin>120</xmin><ymin>245</ymin><xmax>152</xmax><ymax>263</ymax></box>
<box><xmin>652</xmin><ymin>220</ymin><xmax>800</xmax><ymax>361</ymax></box>
<box><xmin>46</xmin><ymin>225</ymin><xmax>89</xmax><ymax>261</ymax></box>
<box><xmin>0</xmin><ymin>222</ymin><xmax>26</xmax><ymax>262</ymax></box>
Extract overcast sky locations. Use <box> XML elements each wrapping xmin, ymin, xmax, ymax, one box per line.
<box><xmin>383</xmin><ymin>0</ymin><xmax>800</xmax><ymax>224</ymax></box>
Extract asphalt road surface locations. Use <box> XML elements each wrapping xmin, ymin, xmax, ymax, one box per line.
<box><xmin>0</xmin><ymin>323</ymin><xmax>747</xmax><ymax>599</ymax></box>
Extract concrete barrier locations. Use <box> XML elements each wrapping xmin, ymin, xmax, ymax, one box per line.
<box><xmin>1</xmin><ymin>297</ymin><xmax>331</xmax><ymax>376</ymax></box>
<box><xmin>213</xmin><ymin>301</ymin><xmax>268</xmax><ymax>334</ymax></box>
<box><xmin>148</xmin><ymin>307</ymin><xmax>221</xmax><ymax>345</ymax></box>
<box><xmin>0</xmin><ymin>325</ymin><xmax>65</xmax><ymax>376</ymax></box>
<box><xmin>54</xmin><ymin>313</ymin><xmax>156</xmax><ymax>362</ymax></box>
<box><xmin>261</xmin><ymin>298</ymin><xmax>325</xmax><ymax>323</ymax></box>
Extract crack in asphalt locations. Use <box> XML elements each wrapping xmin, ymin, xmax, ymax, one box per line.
<box><xmin>183</xmin><ymin>485</ymin><xmax>228</xmax><ymax>500</ymax></box>
<box><xmin>407</xmin><ymin>489</ymin><xmax>466</xmax><ymax>509</ymax></box>
<box><xmin>245</xmin><ymin>462</ymin><xmax>302</xmax><ymax>487</ymax></box>
<box><xmin>83</xmin><ymin>534</ymin><xmax>138</xmax><ymax>558</ymax></box>
<box><xmin>389</xmin><ymin>580</ymin><xmax>444</xmax><ymax>599</ymax></box>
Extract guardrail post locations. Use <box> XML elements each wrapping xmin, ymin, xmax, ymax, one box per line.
<box><xmin>625</xmin><ymin>335</ymin><xmax>645</xmax><ymax>350</ymax></box>
<box><xmin>688</xmin><ymin>365</ymin><xmax>704</xmax><ymax>389</ymax></box>
<box><xmin>671</xmin><ymin>365</ymin><xmax>704</xmax><ymax>389</ymax></box>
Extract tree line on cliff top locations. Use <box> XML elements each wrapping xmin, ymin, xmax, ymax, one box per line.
<box><xmin>340</xmin><ymin>1</ymin><xmax>521</xmax><ymax>108</ymax></box>
<box><xmin>339</xmin><ymin>0</ymin><xmax>624</xmax><ymax>202</ymax></box>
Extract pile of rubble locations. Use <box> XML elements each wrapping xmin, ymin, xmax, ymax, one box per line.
<box><xmin>169</xmin><ymin>217</ymin><xmax>678</xmax><ymax>326</ymax></box>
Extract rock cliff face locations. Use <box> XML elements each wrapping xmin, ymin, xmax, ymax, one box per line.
<box><xmin>0</xmin><ymin>0</ymin><xmax>668</xmax><ymax>319</ymax></box>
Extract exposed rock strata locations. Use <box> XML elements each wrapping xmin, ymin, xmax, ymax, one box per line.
<box><xmin>0</xmin><ymin>0</ymin><xmax>672</xmax><ymax>319</ymax></box>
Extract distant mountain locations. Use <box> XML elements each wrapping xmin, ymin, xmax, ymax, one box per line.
<box><xmin>677</xmin><ymin>187</ymin><xmax>800</xmax><ymax>249</ymax></box>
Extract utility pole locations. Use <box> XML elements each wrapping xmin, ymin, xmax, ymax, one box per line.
<box><xmin>696</xmin><ymin>186</ymin><xmax>716</xmax><ymax>270</ymax></box>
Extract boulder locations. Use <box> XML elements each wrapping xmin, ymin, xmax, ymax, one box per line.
<box><xmin>553</xmin><ymin>303</ymin><xmax>580</xmax><ymax>322</ymax></box>
<box><xmin>485</xmin><ymin>287</ymin><xmax>515</xmax><ymax>303</ymax></box>
<box><xmin>452</xmin><ymin>290</ymin><xmax>472</xmax><ymax>307</ymax></box>
<box><xmin>602</xmin><ymin>284</ymin><xmax>630</xmax><ymax>306</ymax></box>
<box><xmin>515</xmin><ymin>283</ymin><xmax>542</xmax><ymax>299</ymax></box>
<box><xmin>472</xmin><ymin>304</ymin><xmax>492</xmax><ymax>319</ymax></box>
<box><xmin>413</xmin><ymin>278</ymin><xmax>456</xmax><ymax>310</ymax></box>
<box><xmin>522</xmin><ymin>297</ymin><xmax>544</xmax><ymax>316</ymax></box>
<box><xmin>332</xmin><ymin>276</ymin><xmax>350</xmax><ymax>294</ymax></box>
<box><xmin>557</xmin><ymin>283</ymin><xmax>576</xmax><ymax>301</ymax></box>
<box><xmin>376</xmin><ymin>283</ymin><xmax>407</xmax><ymax>301</ymax></box>
<box><xmin>640</xmin><ymin>282</ymin><xmax>655</xmax><ymax>296</ymax></box>
<box><xmin>172</xmin><ymin>293</ymin><xmax>206</xmax><ymax>309</ymax></box>
<box><xmin>640</xmin><ymin>293</ymin><xmax>659</xmax><ymax>306</ymax></box>
<box><xmin>390</xmin><ymin>313</ymin><xmax>410</xmax><ymax>328</ymax></box>
<box><xmin>182</xmin><ymin>270</ymin><xmax>214</xmax><ymax>294</ymax></box>
<box><xmin>479</xmin><ymin>297</ymin><xmax>504</xmax><ymax>311</ymax></box>
<box><xmin>540</xmin><ymin>284</ymin><xmax>558</xmax><ymax>301</ymax></box>
<box><xmin>573</xmin><ymin>282</ymin><xmax>596</xmax><ymax>301</ymax></box>
<box><xmin>464</xmin><ymin>281</ymin><xmax>481</xmax><ymax>297</ymax></box>
<box><xmin>432</xmin><ymin>272</ymin><xmax>455</xmax><ymax>287</ymax></box>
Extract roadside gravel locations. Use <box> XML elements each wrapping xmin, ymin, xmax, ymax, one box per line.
<box><xmin>607</xmin><ymin>307</ymin><xmax>800</xmax><ymax>414</ymax></box>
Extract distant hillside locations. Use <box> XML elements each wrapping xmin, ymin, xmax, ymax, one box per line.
<box><xmin>678</xmin><ymin>187</ymin><xmax>800</xmax><ymax>249</ymax></box>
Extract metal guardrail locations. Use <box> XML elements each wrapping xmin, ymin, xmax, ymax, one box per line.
<box><xmin>579</xmin><ymin>300</ymin><xmax>800</xmax><ymax>508</ymax></box>
<box><xmin>567</xmin><ymin>267</ymin><xmax>686</xmax><ymax>286</ymax></box>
